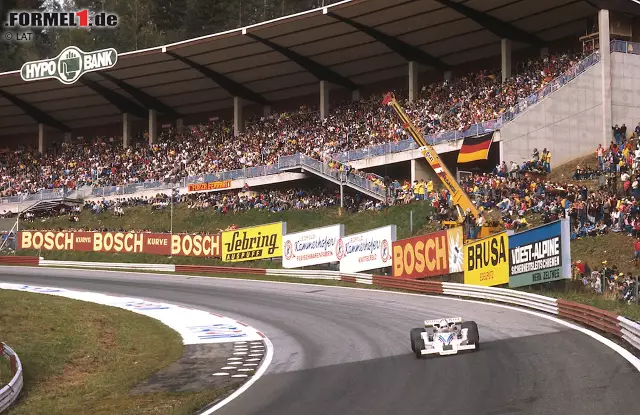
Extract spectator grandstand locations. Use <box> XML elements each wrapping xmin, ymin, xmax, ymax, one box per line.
<box><xmin>0</xmin><ymin>49</ymin><xmax>589</xmax><ymax>200</ymax></box>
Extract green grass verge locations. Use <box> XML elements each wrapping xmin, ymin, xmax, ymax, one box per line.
<box><xmin>23</xmin><ymin>202</ymin><xmax>435</xmax><ymax>239</ymax></box>
<box><xmin>0</xmin><ymin>290</ymin><xmax>227</xmax><ymax>415</ymax></box>
<box><xmin>0</xmin><ymin>354</ymin><xmax>11</xmax><ymax>385</ymax></box>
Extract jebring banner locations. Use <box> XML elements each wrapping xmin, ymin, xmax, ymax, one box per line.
<box><xmin>338</xmin><ymin>225</ymin><xmax>397</xmax><ymax>273</ymax></box>
<box><xmin>508</xmin><ymin>220</ymin><xmax>570</xmax><ymax>288</ymax></box>
<box><xmin>282</xmin><ymin>224</ymin><xmax>344</xmax><ymax>268</ymax></box>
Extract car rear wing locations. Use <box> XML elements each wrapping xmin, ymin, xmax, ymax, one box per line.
<box><xmin>424</xmin><ymin>317</ymin><xmax>462</xmax><ymax>327</ymax></box>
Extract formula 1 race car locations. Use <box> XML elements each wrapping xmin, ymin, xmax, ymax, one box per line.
<box><xmin>410</xmin><ymin>317</ymin><xmax>479</xmax><ymax>358</ymax></box>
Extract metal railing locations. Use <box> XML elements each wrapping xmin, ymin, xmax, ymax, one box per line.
<box><xmin>610</xmin><ymin>39</ymin><xmax>640</xmax><ymax>55</ymax></box>
<box><xmin>0</xmin><ymin>342</ymin><xmax>23</xmax><ymax>412</ymax></box>
<box><xmin>1</xmin><ymin>47</ymin><xmax>606</xmax><ymax>205</ymax></box>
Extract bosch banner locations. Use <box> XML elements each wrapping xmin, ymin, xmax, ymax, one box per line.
<box><xmin>282</xmin><ymin>224</ymin><xmax>344</xmax><ymax>268</ymax></box>
<box><xmin>221</xmin><ymin>222</ymin><xmax>286</xmax><ymax>262</ymax></box>
<box><xmin>508</xmin><ymin>220</ymin><xmax>570</xmax><ymax>288</ymax></box>
<box><xmin>187</xmin><ymin>180</ymin><xmax>232</xmax><ymax>192</ymax></box>
<box><xmin>392</xmin><ymin>227</ymin><xmax>463</xmax><ymax>279</ymax></box>
<box><xmin>17</xmin><ymin>231</ymin><xmax>221</xmax><ymax>257</ymax></box>
<box><xmin>463</xmin><ymin>232</ymin><xmax>509</xmax><ymax>287</ymax></box>
<box><xmin>338</xmin><ymin>225</ymin><xmax>397</xmax><ymax>273</ymax></box>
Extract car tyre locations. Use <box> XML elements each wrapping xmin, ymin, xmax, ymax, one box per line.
<box><xmin>410</xmin><ymin>328</ymin><xmax>425</xmax><ymax>352</ymax></box>
<box><xmin>462</xmin><ymin>321</ymin><xmax>480</xmax><ymax>350</ymax></box>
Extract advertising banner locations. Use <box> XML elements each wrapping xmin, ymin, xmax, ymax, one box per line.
<box><xmin>392</xmin><ymin>227</ymin><xmax>464</xmax><ymax>279</ymax></box>
<box><xmin>221</xmin><ymin>222</ymin><xmax>286</xmax><ymax>262</ymax></box>
<box><xmin>463</xmin><ymin>231</ymin><xmax>509</xmax><ymax>287</ymax></box>
<box><xmin>282</xmin><ymin>224</ymin><xmax>344</xmax><ymax>268</ymax></box>
<box><xmin>508</xmin><ymin>221</ymin><xmax>567</xmax><ymax>288</ymax></box>
<box><xmin>17</xmin><ymin>231</ymin><xmax>221</xmax><ymax>257</ymax></box>
<box><xmin>187</xmin><ymin>180</ymin><xmax>232</xmax><ymax>193</ymax></box>
<box><xmin>338</xmin><ymin>225</ymin><xmax>397</xmax><ymax>273</ymax></box>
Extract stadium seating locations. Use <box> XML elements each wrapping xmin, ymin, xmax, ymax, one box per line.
<box><xmin>0</xmin><ymin>50</ymin><xmax>586</xmax><ymax>198</ymax></box>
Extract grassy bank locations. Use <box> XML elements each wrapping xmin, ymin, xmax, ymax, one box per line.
<box><xmin>23</xmin><ymin>202</ymin><xmax>435</xmax><ymax>239</ymax></box>
<box><xmin>0</xmin><ymin>290</ymin><xmax>225</xmax><ymax>415</ymax></box>
<box><xmin>0</xmin><ymin>355</ymin><xmax>11</xmax><ymax>385</ymax></box>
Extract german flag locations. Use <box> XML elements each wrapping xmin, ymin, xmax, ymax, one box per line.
<box><xmin>457</xmin><ymin>132</ymin><xmax>494</xmax><ymax>163</ymax></box>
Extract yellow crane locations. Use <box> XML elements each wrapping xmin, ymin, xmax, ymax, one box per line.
<box><xmin>382</xmin><ymin>92</ymin><xmax>499</xmax><ymax>239</ymax></box>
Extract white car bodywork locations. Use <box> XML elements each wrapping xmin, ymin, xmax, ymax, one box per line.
<box><xmin>417</xmin><ymin>317</ymin><xmax>476</xmax><ymax>356</ymax></box>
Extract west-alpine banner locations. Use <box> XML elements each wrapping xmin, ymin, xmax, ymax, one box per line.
<box><xmin>221</xmin><ymin>222</ymin><xmax>286</xmax><ymax>262</ymax></box>
<box><xmin>338</xmin><ymin>225</ymin><xmax>397</xmax><ymax>273</ymax></box>
<box><xmin>508</xmin><ymin>220</ymin><xmax>570</xmax><ymax>288</ymax></box>
<box><xmin>17</xmin><ymin>231</ymin><xmax>221</xmax><ymax>257</ymax></box>
<box><xmin>392</xmin><ymin>227</ymin><xmax>464</xmax><ymax>279</ymax></box>
<box><xmin>282</xmin><ymin>224</ymin><xmax>344</xmax><ymax>268</ymax></box>
<box><xmin>463</xmin><ymin>231</ymin><xmax>509</xmax><ymax>286</ymax></box>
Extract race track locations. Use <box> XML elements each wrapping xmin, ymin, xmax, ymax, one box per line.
<box><xmin>1</xmin><ymin>266</ymin><xmax>638</xmax><ymax>415</ymax></box>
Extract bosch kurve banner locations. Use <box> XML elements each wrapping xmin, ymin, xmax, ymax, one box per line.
<box><xmin>392</xmin><ymin>227</ymin><xmax>464</xmax><ymax>279</ymax></box>
<box><xmin>463</xmin><ymin>231</ymin><xmax>509</xmax><ymax>286</ymax></box>
<box><xmin>221</xmin><ymin>222</ymin><xmax>286</xmax><ymax>262</ymax></box>
<box><xmin>508</xmin><ymin>220</ymin><xmax>571</xmax><ymax>288</ymax></box>
<box><xmin>338</xmin><ymin>225</ymin><xmax>397</xmax><ymax>273</ymax></box>
<box><xmin>187</xmin><ymin>180</ymin><xmax>232</xmax><ymax>192</ymax></box>
<box><xmin>282</xmin><ymin>224</ymin><xmax>344</xmax><ymax>268</ymax></box>
<box><xmin>17</xmin><ymin>231</ymin><xmax>221</xmax><ymax>257</ymax></box>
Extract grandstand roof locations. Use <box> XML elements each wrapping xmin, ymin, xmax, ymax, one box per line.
<box><xmin>0</xmin><ymin>0</ymin><xmax>636</xmax><ymax>138</ymax></box>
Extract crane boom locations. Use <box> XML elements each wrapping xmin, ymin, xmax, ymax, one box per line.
<box><xmin>382</xmin><ymin>92</ymin><xmax>479</xmax><ymax>221</ymax></box>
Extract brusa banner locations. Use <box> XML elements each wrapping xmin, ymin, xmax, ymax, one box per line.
<box><xmin>17</xmin><ymin>231</ymin><xmax>221</xmax><ymax>258</ymax></box>
<box><xmin>392</xmin><ymin>227</ymin><xmax>463</xmax><ymax>279</ymax></box>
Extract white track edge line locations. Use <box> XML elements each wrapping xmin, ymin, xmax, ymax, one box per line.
<box><xmin>198</xmin><ymin>335</ymin><xmax>274</xmax><ymax>414</ymax></box>
<box><xmin>7</xmin><ymin>266</ymin><xmax>640</xmax><ymax>372</ymax></box>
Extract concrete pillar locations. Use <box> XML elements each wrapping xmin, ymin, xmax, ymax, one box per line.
<box><xmin>352</xmin><ymin>89</ymin><xmax>360</xmax><ymax>101</ymax></box>
<box><xmin>501</xmin><ymin>38</ymin><xmax>512</xmax><ymax>83</ymax></box>
<box><xmin>123</xmin><ymin>113</ymin><xmax>131</xmax><ymax>148</ymax></box>
<box><xmin>234</xmin><ymin>96</ymin><xmax>244</xmax><ymax>136</ymax></box>
<box><xmin>263</xmin><ymin>105</ymin><xmax>271</xmax><ymax>117</ymax></box>
<box><xmin>320</xmin><ymin>80</ymin><xmax>329</xmax><ymax>120</ymax></box>
<box><xmin>410</xmin><ymin>158</ymin><xmax>438</xmax><ymax>184</ymax></box>
<box><xmin>176</xmin><ymin>118</ymin><xmax>184</xmax><ymax>134</ymax></box>
<box><xmin>599</xmin><ymin>9</ymin><xmax>612</xmax><ymax>145</ymax></box>
<box><xmin>38</xmin><ymin>123</ymin><xmax>44</xmax><ymax>153</ymax></box>
<box><xmin>148</xmin><ymin>109</ymin><xmax>157</xmax><ymax>145</ymax></box>
<box><xmin>540</xmin><ymin>47</ymin><xmax>549</xmax><ymax>57</ymax></box>
<box><xmin>444</xmin><ymin>70</ymin><xmax>452</xmax><ymax>82</ymax></box>
<box><xmin>408</xmin><ymin>61</ymin><xmax>419</xmax><ymax>102</ymax></box>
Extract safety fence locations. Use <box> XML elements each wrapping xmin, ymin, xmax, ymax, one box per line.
<box><xmin>2</xmin><ymin>257</ymin><xmax>639</xmax><ymax>353</ymax></box>
<box><xmin>0</xmin><ymin>343</ymin><xmax>23</xmax><ymax>412</ymax></box>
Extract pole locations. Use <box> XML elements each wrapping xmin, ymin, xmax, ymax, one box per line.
<box><xmin>410</xmin><ymin>210</ymin><xmax>413</xmax><ymax>235</ymax></box>
<box><xmin>170</xmin><ymin>187</ymin><xmax>174</xmax><ymax>235</ymax></box>
<box><xmin>340</xmin><ymin>184</ymin><xmax>344</xmax><ymax>208</ymax></box>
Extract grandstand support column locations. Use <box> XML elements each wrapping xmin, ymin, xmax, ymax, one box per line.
<box><xmin>263</xmin><ymin>105</ymin><xmax>271</xmax><ymax>117</ymax></box>
<box><xmin>176</xmin><ymin>118</ymin><xmax>184</xmax><ymax>134</ymax></box>
<box><xmin>444</xmin><ymin>70</ymin><xmax>452</xmax><ymax>82</ymax></box>
<box><xmin>411</xmin><ymin>157</ymin><xmax>438</xmax><ymax>183</ymax></box>
<box><xmin>234</xmin><ymin>96</ymin><xmax>244</xmax><ymax>136</ymax></box>
<box><xmin>320</xmin><ymin>81</ymin><xmax>329</xmax><ymax>119</ymax></box>
<box><xmin>122</xmin><ymin>113</ymin><xmax>131</xmax><ymax>148</ymax></box>
<box><xmin>599</xmin><ymin>9</ymin><xmax>612</xmax><ymax>146</ymax></box>
<box><xmin>340</xmin><ymin>183</ymin><xmax>344</xmax><ymax>208</ymax></box>
<box><xmin>38</xmin><ymin>123</ymin><xmax>44</xmax><ymax>153</ymax></box>
<box><xmin>501</xmin><ymin>39</ymin><xmax>512</xmax><ymax>83</ymax></box>
<box><xmin>408</xmin><ymin>61</ymin><xmax>418</xmax><ymax>102</ymax></box>
<box><xmin>148</xmin><ymin>109</ymin><xmax>157</xmax><ymax>145</ymax></box>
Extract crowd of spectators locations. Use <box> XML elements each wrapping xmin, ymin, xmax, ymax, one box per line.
<box><xmin>572</xmin><ymin>260</ymin><xmax>638</xmax><ymax>303</ymax></box>
<box><xmin>0</xmin><ymin>49</ymin><xmax>588</xmax><ymax>198</ymax></box>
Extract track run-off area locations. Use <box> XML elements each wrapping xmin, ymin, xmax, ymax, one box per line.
<box><xmin>1</xmin><ymin>266</ymin><xmax>639</xmax><ymax>415</ymax></box>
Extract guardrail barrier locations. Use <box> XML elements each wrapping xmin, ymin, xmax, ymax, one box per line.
<box><xmin>0</xmin><ymin>343</ymin><xmax>23</xmax><ymax>412</ymax></box>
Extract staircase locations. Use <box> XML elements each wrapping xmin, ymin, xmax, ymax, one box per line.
<box><xmin>299</xmin><ymin>155</ymin><xmax>387</xmax><ymax>201</ymax></box>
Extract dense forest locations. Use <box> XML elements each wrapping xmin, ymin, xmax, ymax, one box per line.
<box><xmin>0</xmin><ymin>0</ymin><xmax>340</xmax><ymax>71</ymax></box>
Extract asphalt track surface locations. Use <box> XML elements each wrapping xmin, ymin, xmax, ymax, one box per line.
<box><xmin>1</xmin><ymin>266</ymin><xmax>639</xmax><ymax>415</ymax></box>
